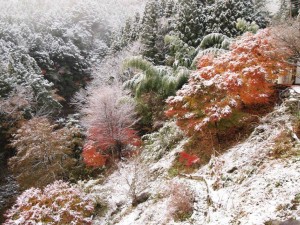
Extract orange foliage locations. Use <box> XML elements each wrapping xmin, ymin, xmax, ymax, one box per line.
<box><xmin>166</xmin><ymin>29</ymin><xmax>293</xmax><ymax>134</ymax></box>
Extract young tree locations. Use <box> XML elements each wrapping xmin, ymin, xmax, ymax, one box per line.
<box><xmin>9</xmin><ymin>117</ymin><xmax>82</xmax><ymax>189</ymax></box>
<box><xmin>81</xmin><ymin>84</ymin><xmax>140</xmax><ymax>166</ymax></box>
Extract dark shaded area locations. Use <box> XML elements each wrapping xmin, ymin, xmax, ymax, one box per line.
<box><xmin>0</xmin><ymin>146</ymin><xmax>19</xmax><ymax>224</ymax></box>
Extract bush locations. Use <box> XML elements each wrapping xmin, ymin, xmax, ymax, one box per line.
<box><xmin>269</xmin><ymin>130</ymin><xmax>295</xmax><ymax>158</ymax></box>
<box><xmin>142</xmin><ymin>121</ymin><xmax>184</xmax><ymax>161</ymax></box>
<box><xmin>168</xmin><ymin>182</ymin><xmax>195</xmax><ymax>221</ymax></box>
<box><xmin>4</xmin><ymin>181</ymin><xmax>94</xmax><ymax>225</ymax></box>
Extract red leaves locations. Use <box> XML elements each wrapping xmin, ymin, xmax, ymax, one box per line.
<box><xmin>82</xmin><ymin>143</ymin><xmax>108</xmax><ymax>167</ymax></box>
<box><xmin>82</xmin><ymin>125</ymin><xmax>141</xmax><ymax>167</ymax></box>
<box><xmin>178</xmin><ymin>151</ymin><xmax>199</xmax><ymax>167</ymax></box>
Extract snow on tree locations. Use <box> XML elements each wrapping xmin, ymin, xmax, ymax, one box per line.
<box><xmin>175</xmin><ymin>0</ymin><xmax>206</xmax><ymax>47</ymax></box>
<box><xmin>166</xmin><ymin>29</ymin><xmax>293</xmax><ymax>135</ymax></box>
<box><xmin>191</xmin><ymin>33</ymin><xmax>232</xmax><ymax>68</ymax></box>
<box><xmin>164</xmin><ymin>35</ymin><xmax>197</xmax><ymax>68</ymax></box>
<box><xmin>140</xmin><ymin>0</ymin><xmax>160</xmax><ymax>61</ymax></box>
<box><xmin>205</xmin><ymin>0</ymin><xmax>268</xmax><ymax>38</ymax></box>
<box><xmin>0</xmin><ymin>41</ymin><xmax>61</xmax><ymax>116</ymax></box>
<box><xmin>123</xmin><ymin>56</ymin><xmax>190</xmax><ymax>130</ymax></box>
<box><xmin>9</xmin><ymin>117</ymin><xmax>82</xmax><ymax>189</ymax></box>
<box><xmin>80</xmin><ymin>84</ymin><xmax>140</xmax><ymax>166</ymax></box>
<box><xmin>4</xmin><ymin>180</ymin><xmax>94</xmax><ymax>225</ymax></box>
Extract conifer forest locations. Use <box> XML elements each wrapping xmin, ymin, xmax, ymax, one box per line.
<box><xmin>0</xmin><ymin>0</ymin><xmax>300</xmax><ymax>224</ymax></box>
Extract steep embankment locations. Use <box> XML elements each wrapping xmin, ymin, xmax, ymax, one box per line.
<box><xmin>83</xmin><ymin>87</ymin><xmax>300</xmax><ymax>225</ymax></box>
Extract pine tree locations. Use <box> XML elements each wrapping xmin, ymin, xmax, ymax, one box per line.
<box><xmin>175</xmin><ymin>0</ymin><xmax>206</xmax><ymax>47</ymax></box>
<box><xmin>141</xmin><ymin>0</ymin><xmax>159</xmax><ymax>61</ymax></box>
<box><xmin>164</xmin><ymin>0</ymin><xmax>175</xmax><ymax>18</ymax></box>
<box><xmin>205</xmin><ymin>0</ymin><xmax>268</xmax><ymax>37</ymax></box>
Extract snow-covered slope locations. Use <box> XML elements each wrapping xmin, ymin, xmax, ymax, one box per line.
<box><xmin>83</xmin><ymin>88</ymin><xmax>300</xmax><ymax>225</ymax></box>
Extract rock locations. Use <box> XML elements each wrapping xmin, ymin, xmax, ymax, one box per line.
<box><xmin>227</xmin><ymin>166</ymin><xmax>238</xmax><ymax>173</ymax></box>
<box><xmin>132</xmin><ymin>192</ymin><xmax>151</xmax><ymax>207</ymax></box>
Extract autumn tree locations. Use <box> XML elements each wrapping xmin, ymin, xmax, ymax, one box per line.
<box><xmin>81</xmin><ymin>84</ymin><xmax>140</xmax><ymax>167</ymax></box>
<box><xmin>9</xmin><ymin>117</ymin><xmax>82</xmax><ymax>189</ymax></box>
<box><xmin>166</xmin><ymin>29</ymin><xmax>292</xmax><ymax>154</ymax></box>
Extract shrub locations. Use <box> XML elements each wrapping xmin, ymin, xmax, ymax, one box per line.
<box><xmin>166</xmin><ymin>29</ymin><xmax>292</xmax><ymax>160</ymax></box>
<box><xmin>269</xmin><ymin>130</ymin><xmax>295</xmax><ymax>158</ymax></box>
<box><xmin>4</xmin><ymin>181</ymin><xmax>94</xmax><ymax>225</ymax></box>
<box><xmin>142</xmin><ymin>121</ymin><xmax>184</xmax><ymax>162</ymax></box>
<box><xmin>168</xmin><ymin>182</ymin><xmax>195</xmax><ymax>221</ymax></box>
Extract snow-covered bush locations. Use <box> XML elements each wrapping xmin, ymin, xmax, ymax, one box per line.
<box><xmin>4</xmin><ymin>180</ymin><xmax>94</xmax><ymax>225</ymax></box>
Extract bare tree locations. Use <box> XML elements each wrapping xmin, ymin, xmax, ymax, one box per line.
<box><xmin>271</xmin><ymin>20</ymin><xmax>300</xmax><ymax>66</ymax></box>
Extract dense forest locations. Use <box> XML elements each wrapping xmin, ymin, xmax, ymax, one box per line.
<box><xmin>0</xmin><ymin>0</ymin><xmax>300</xmax><ymax>224</ymax></box>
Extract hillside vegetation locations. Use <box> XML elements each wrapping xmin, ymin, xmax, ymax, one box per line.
<box><xmin>0</xmin><ymin>0</ymin><xmax>299</xmax><ymax>224</ymax></box>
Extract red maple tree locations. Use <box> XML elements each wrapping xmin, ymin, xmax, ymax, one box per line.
<box><xmin>166</xmin><ymin>29</ymin><xmax>293</xmax><ymax>134</ymax></box>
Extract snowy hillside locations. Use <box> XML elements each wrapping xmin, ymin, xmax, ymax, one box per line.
<box><xmin>83</xmin><ymin>87</ymin><xmax>300</xmax><ymax>225</ymax></box>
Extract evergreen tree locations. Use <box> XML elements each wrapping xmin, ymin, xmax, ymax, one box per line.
<box><xmin>205</xmin><ymin>0</ymin><xmax>268</xmax><ymax>37</ymax></box>
<box><xmin>175</xmin><ymin>0</ymin><xmax>206</xmax><ymax>47</ymax></box>
<box><xmin>164</xmin><ymin>0</ymin><xmax>175</xmax><ymax>18</ymax></box>
<box><xmin>141</xmin><ymin>0</ymin><xmax>160</xmax><ymax>62</ymax></box>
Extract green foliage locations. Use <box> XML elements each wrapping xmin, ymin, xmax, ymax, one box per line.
<box><xmin>199</xmin><ymin>33</ymin><xmax>231</xmax><ymax>50</ymax></box>
<box><xmin>141</xmin><ymin>1</ymin><xmax>159</xmax><ymax>61</ymax></box>
<box><xmin>205</xmin><ymin>0</ymin><xmax>268</xmax><ymax>37</ymax></box>
<box><xmin>164</xmin><ymin>35</ymin><xmax>196</xmax><ymax>68</ymax></box>
<box><xmin>142</xmin><ymin>121</ymin><xmax>184</xmax><ymax>162</ymax></box>
<box><xmin>192</xmin><ymin>33</ymin><xmax>231</xmax><ymax>68</ymax></box>
<box><xmin>175</xmin><ymin>0</ymin><xmax>205</xmax><ymax>47</ymax></box>
<box><xmin>124</xmin><ymin>57</ymin><xmax>190</xmax><ymax>99</ymax></box>
<box><xmin>236</xmin><ymin>18</ymin><xmax>259</xmax><ymax>33</ymax></box>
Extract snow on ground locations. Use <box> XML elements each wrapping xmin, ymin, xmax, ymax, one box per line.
<box><xmin>266</xmin><ymin>0</ymin><xmax>281</xmax><ymax>15</ymax></box>
<box><xmin>84</xmin><ymin>89</ymin><xmax>300</xmax><ymax>225</ymax></box>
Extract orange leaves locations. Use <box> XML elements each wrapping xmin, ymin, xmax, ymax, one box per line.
<box><xmin>166</xmin><ymin>29</ymin><xmax>293</xmax><ymax>134</ymax></box>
